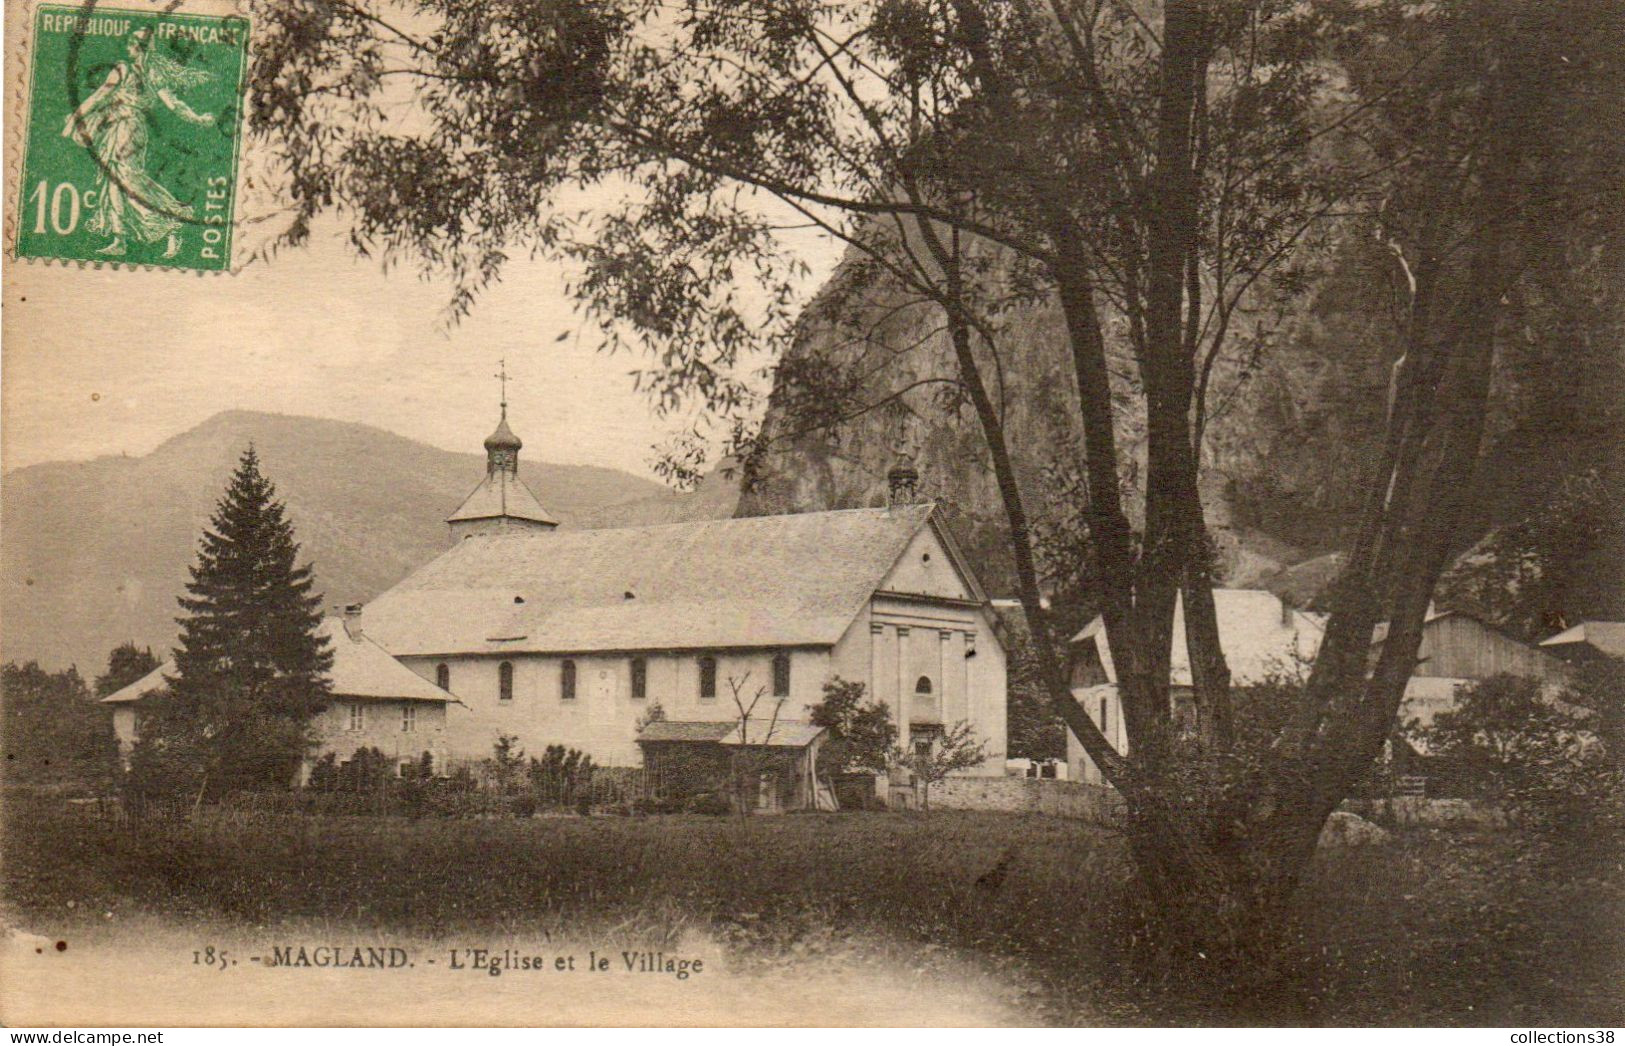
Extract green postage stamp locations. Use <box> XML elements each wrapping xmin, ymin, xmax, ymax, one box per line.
<box><xmin>14</xmin><ymin>4</ymin><xmax>249</xmax><ymax>272</ymax></box>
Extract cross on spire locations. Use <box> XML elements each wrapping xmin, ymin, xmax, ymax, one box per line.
<box><xmin>496</xmin><ymin>358</ymin><xmax>509</xmax><ymax>417</ymax></box>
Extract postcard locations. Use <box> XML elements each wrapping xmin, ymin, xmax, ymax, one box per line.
<box><xmin>4</xmin><ymin>0</ymin><xmax>1621</xmax><ymax>1029</ymax></box>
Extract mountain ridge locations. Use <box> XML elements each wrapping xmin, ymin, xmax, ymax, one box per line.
<box><xmin>2</xmin><ymin>410</ymin><xmax>736</xmax><ymax>671</ymax></box>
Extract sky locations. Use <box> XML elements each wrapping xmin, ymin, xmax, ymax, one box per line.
<box><xmin>2</xmin><ymin>213</ymin><xmax>845</xmax><ymax>479</ymax></box>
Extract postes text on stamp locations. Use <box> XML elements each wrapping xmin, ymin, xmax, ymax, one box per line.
<box><xmin>15</xmin><ymin>4</ymin><xmax>248</xmax><ymax>272</ymax></box>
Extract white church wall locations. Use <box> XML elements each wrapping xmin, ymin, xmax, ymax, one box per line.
<box><xmin>403</xmin><ymin>647</ymin><xmax>835</xmax><ymax>768</ymax></box>
<box><xmin>867</xmin><ymin>594</ymin><xmax>1006</xmax><ymax>774</ymax></box>
<box><xmin>829</xmin><ymin>604</ymin><xmax>874</xmax><ymax>695</ymax></box>
<box><xmin>974</xmin><ymin>618</ymin><xmax>1009</xmax><ymax>775</ymax></box>
<box><xmin>878</xmin><ymin>524</ymin><xmax>977</xmax><ymax>601</ymax></box>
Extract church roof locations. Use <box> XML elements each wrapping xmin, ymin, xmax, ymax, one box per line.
<box><xmin>99</xmin><ymin>618</ymin><xmax>459</xmax><ymax>705</ymax></box>
<box><xmin>447</xmin><ymin>471</ymin><xmax>558</xmax><ymax>526</ymax></box>
<box><xmin>361</xmin><ymin>503</ymin><xmax>945</xmax><ymax>656</ymax></box>
<box><xmin>314</xmin><ymin>617</ymin><xmax>460</xmax><ymax>702</ymax></box>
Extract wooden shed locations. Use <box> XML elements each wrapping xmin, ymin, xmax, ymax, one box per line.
<box><xmin>1371</xmin><ymin>610</ymin><xmax>1573</xmax><ymax>686</ymax></box>
<box><xmin>636</xmin><ymin>719</ymin><xmax>827</xmax><ymax>813</ymax></box>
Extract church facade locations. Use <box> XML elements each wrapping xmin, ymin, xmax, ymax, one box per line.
<box><xmin>351</xmin><ymin>410</ymin><xmax>1009</xmax><ymax>774</ymax></box>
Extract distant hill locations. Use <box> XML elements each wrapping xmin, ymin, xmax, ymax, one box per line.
<box><xmin>1</xmin><ymin>410</ymin><xmax>737</xmax><ymax>671</ymax></box>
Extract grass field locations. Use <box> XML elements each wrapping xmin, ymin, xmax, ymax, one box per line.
<box><xmin>3</xmin><ymin>795</ymin><xmax>1621</xmax><ymax>1025</ymax></box>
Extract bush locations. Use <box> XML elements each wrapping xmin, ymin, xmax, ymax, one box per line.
<box><xmin>526</xmin><ymin>744</ymin><xmax>595</xmax><ymax>808</ymax></box>
<box><xmin>306</xmin><ymin>753</ymin><xmax>339</xmax><ymax>791</ymax></box>
<box><xmin>685</xmin><ymin>791</ymin><xmax>732</xmax><ymax>816</ymax></box>
<box><xmin>423</xmin><ymin>785</ymin><xmax>489</xmax><ymax>819</ymax></box>
<box><xmin>1409</xmin><ymin>674</ymin><xmax>1620</xmax><ymax>829</ymax></box>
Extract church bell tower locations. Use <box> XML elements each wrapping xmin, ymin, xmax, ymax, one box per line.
<box><xmin>447</xmin><ymin>361</ymin><xmax>559</xmax><ymax>541</ymax></box>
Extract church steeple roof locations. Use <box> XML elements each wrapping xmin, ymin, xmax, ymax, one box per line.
<box><xmin>484</xmin><ymin>412</ymin><xmax>522</xmax><ymax>453</ymax></box>
<box><xmin>447</xmin><ymin>470</ymin><xmax>557</xmax><ymax>527</ymax></box>
<box><xmin>447</xmin><ymin>363</ymin><xmax>558</xmax><ymax>537</ymax></box>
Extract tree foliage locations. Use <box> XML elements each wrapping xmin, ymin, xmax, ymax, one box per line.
<box><xmin>1437</xmin><ymin>471</ymin><xmax>1625</xmax><ymax>642</ymax></box>
<box><xmin>94</xmin><ymin>642</ymin><xmax>161</xmax><ymax>698</ymax></box>
<box><xmin>807</xmin><ymin>677</ymin><xmax>896</xmax><ymax>776</ymax></box>
<box><xmin>0</xmin><ymin>661</ymin><xmax>115</xmax><ymax>787</ymax></box>
<box><xmin>130</xmin><ymin>448</ymin><xmax>332</xmax><ymax>799</ymax></box>
<box><xmin>1409</xmin><ymin>673</ymin><xmax>1622</xmax><ymax>828</ymax></box>
<box><xmin>892</xmin><ymin>720</ymin><xmax>989</xmax><ymax>810</ymax></box>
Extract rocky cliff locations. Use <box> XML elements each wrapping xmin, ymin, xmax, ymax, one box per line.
<box><xmin>737</xmin><ymin>233</ymin><xmax>1625</xmax><ymax>620</ymax></box>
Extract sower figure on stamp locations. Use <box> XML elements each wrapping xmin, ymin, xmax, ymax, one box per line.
<box><xmin>61</xmin><ymin>26</ymin><xmax>216</xmax><ymax>258</ymax></box>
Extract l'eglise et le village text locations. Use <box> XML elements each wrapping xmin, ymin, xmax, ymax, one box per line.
<box><xmin>258</xmin><ymin>945</ymin><xmax>704</xmax><ymax>979</ymax></box>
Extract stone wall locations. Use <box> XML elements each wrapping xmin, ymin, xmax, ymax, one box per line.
<box><xmin>907</xmin><ymin>776</ymin><xmax>1124</xmax><ymax>825</ymax></box>
<box><xmin>894</xmin><ymin>778</ymin><xmax>1509</xmax><ymax>830</ymax></box>
<box><xmin>1341</xmin><ymin>796</ymin><xmax>1511</xmax><ymax>829</ymax></box>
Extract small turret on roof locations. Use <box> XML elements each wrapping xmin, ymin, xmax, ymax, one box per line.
<box><xmin>484</xmin><ymin>414</ymin><xmax>522</xmax><ymax>455</ymax></box>
<box><xmin>449</xmin><ymin>365</ymin><xmax>558</xmax><ymax>540</ymax></box>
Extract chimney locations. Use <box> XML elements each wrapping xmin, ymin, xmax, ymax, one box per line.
<box><xmin>1279</xmin><ymin>592</ymin><xmax>1296</xmax><ymax>628</ymax></box>
<box><xmin>343</xmin><ymin>602</ymin><xmax>364</xmax><ymax>640</ymax></box>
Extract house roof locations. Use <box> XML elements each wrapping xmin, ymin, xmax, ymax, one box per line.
<box><xmin>447</xmin><ymin>470</ymin><xmax>558</xmax><ymax>526</ymax></box>
<box><xmin>99</xmin><ymin>663</ymin><xmax>169</xmax><ymax>705</ymax></box>
<box><xmin>361</xmin><ymin>503</ymin><xmax>947</xmax><ymax>656</ymax></box>
<box><xmin>99</xmin><ymin>618</ymin><xmax>458</xmax><ymax>705</ymax></box>
<box><xmin>1540</xmin><ymin>620</ymin><xmax>1625</xmax><ymax>658</ymax></box>
<box><xmin>636</xmin><ymin>718</ymin><xmax>826</xmax><ymax>748</ymax></box>
<box><xmin>1369</xmin><ymin>606</ymin><xmax>1462</xmax><ymax>647</ymax></box>
<box><xmin>1071</xmin><ymin>588</ymin><xmax>1325</xmax><ymax>688</ymax></box>
<box><xmin>316</xmin><ymin>618</ymin><xmax>459</xmax><ymax>702</ymax></box>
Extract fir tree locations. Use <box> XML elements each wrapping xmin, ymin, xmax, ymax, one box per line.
<box><xmin>137</xmin><ymin>447</ymin><xmax>332</xmax><ymax>796</ymax></box>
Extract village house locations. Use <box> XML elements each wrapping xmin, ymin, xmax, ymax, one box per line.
<box><xmin>1063</xmin><ymin>591</ymin><xmax>1576</xmax><ymax>785</ymax></box>
<box><xmin>1370</xmin><ymin>608</ymin><xmax>1574</xmax><ymax>739</ymax></box>
<box><xmin>102</xmin><ymin>616</ymin><xmax>459</xmax><ymax>775</ymax></box>
<box><xmin>1065</xmin><ymin>589</ymin><xmax>1324</xmax><ymax>784</ymax></box>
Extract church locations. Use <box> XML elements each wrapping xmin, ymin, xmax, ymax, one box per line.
<box><xmin>330</xmin><ymin>406</ymin><xmax>1007</xmax><ymax>780</ymax></box>
<box><xmin>105</xmin><ymin>404</ymin><xmax>1010</xmax><ymax>792</ymax></box>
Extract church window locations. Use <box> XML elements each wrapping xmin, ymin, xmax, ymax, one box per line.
<box><xmin>630</xmin><ymin>658</ymin><xmax>647</xmax><ymax>700</ymax></box>
<box><xmin>402</xmin><ymin>704</ymin><xmax>417</xmax><ymax>732</ymax></box>
<box><xmin>560</xmin><ymin>659</ymin><xmax>577</xmax><ymax>700</ymax></box>
<box><xmin>771</xmin><ymin>652</ymin><xmax>791</xmax><ymax>697</ymax></box>
<box><xmin>499</xmin><ymin>661</ymin><xmax>514</xmax><ymax>702</ymax></box>
<box><xmin>436</xmin><ymin>663</ymin><xmax>450</xmax><ymax>690</ymax></box>
<box><xmin>915</xmin><ymin>675</ymin><xmax>933</xmax><ymax>695</ymax></box>
<box><xmin>698</xmin><ymin>656</ymin><xmax>717</xmax><ymax>700</ymax></box>
<box><xmin>348</xmin><ymin>703</ymin><xmax>365</xmax><ymax>732</ymax></box>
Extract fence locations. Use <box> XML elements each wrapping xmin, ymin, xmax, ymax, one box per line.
<box><xmin>76</xmin><ymin>764</ymin><xmax>659</xmax><ymax>824</ymax></box>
